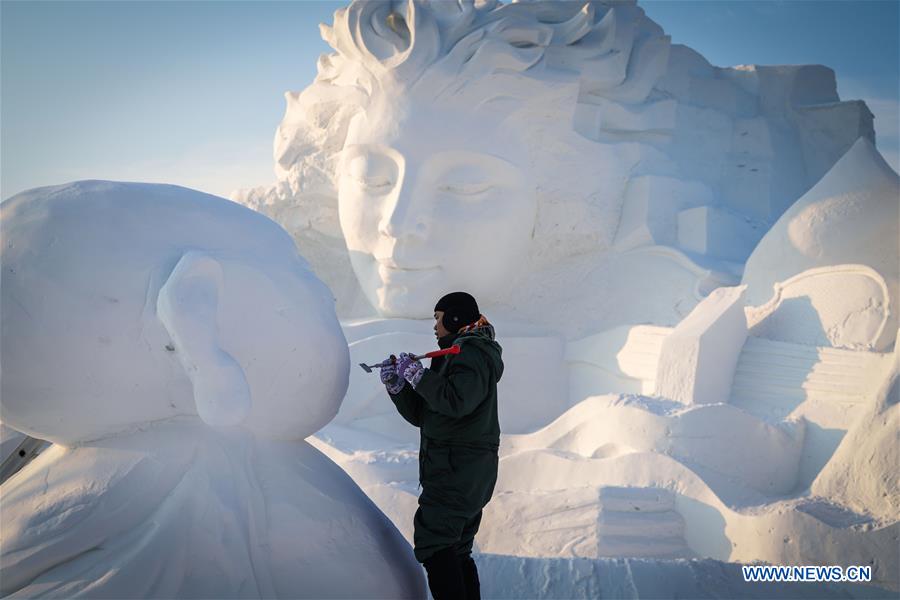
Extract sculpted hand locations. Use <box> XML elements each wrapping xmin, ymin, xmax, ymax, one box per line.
<box><xmin>397</xmin><ymin>352</ymin><xmax>425</xmax><ymax>389</ymax></box>
<box><xmin>380</xmin><ymin>355</ymin><xmax>405</xmax><ymax>394</ymax></box>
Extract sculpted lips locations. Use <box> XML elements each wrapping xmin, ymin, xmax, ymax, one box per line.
<box><xmin>375</xmin><ymin>259</ymin><xmax>440</xmax><ymax>284</ymax></box>
<box><xmin>375</xmin><ymin>257</ymin><xmax>438</xmax><ymax>272</ymax></box>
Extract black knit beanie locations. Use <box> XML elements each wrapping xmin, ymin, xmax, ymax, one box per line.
<box><xmin>434</xmin><ymin>291</ymin><xmax>480</xmax><ymax>333</ymax></box>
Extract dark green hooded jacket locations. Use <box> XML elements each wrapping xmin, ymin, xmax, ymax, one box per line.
<box><xmin>388</xmin><ymin>321</ymin><xmax>503</xmax><ymax>449</ymax></box>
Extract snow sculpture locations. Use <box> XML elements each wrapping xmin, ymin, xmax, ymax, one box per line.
<box><xmin>743</xmin><ymin>137</ymin><xmax>900</xmax><ymax>351</ymax></box>
<box><xmin>747</xmin><ymin>265</ymin><xmax>892</xmax><ymax>350</ymax></box>
<box><xmin>484</xmin><ymin>391</ymin><xmax>899</xmax><ymax>590</ymax></box>
<box><xmin>655</xmin><ymin>285</ymin><xmax>747</xmax><ymax>406</ymax></box>
<box><xmin>237</xmin><ymin>0</ymin><xmax>872</xmax><ymax>329</ymax></box>
<box><xmin>2</xmin><ymin>181</ymin><xmax>347</xmax><ymax>443</ymax></box>
<box><xmin>811</xmin><ymin>362</ymin><xmax>899</xmax><ymax>523</ymax></box>
<box><xmin>0</xmin><ymin>181</ymin><xmax>424</xmax><ymax>598</ymax></box>
<box><xmin>227</xmin><ymin>0</ymin><xmax>895</xmax><ymax>593</ymax></box>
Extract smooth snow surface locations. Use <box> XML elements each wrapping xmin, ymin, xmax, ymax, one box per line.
<box><xmin>0</xmin><ymin>181</ymin><xmax>424</xmax><ymax>598</ymax></box>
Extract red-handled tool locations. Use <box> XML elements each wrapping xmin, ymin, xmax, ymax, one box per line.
<box><xmin>358</xmin><ymin>344</ymin><xmax>461</xmax><ymax>373</ymax></box>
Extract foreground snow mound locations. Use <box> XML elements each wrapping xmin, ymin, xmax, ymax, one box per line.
<box><xmin>1</xmin><ymin>420</ymin><xmax>423</xmax><ymax>599</ymax></box>
<box><xmin>0</xmin><ymin>181</ymin><xmax>424</xmax><ymax>598</ymax></box>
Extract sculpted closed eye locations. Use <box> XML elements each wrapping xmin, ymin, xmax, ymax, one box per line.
<box><xmin>344</xmin><ymin>152</ymin><xmax>397</xmax><ymax>193</ymax></box>
<box><xmin>437</xmin><ymin>182</ymin><xmax>494</xmax><ymax>196</ymax></box>
<box><xmin>432</xmin><ymin>158</ymin><xmax>507</xmax><ymax>197</ymax></box>
<box><xmin>355</xmin><ymin>175</ymin><xmax>394</xmax><ymax>189</ymax></box>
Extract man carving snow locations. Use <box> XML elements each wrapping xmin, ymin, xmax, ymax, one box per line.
<box><xmin>379</xmin><ymin>291</ymin><xmax>503</xmax><ymax>600</ymax></box>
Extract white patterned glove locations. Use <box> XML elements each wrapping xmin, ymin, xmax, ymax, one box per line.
<box><xmin>396</xmin><ymin>352</ymin><xmax>425</xmax><ymax>389</ymax></box>
<box><xmin>380</xmin><ymin>356</ymin><xmax>406</xmax><ymax>394</ymax></box>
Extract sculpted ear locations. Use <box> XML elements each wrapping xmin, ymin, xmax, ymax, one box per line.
<box><xmin>157</xmin><ymin>251</ymin><xmax>251</xmax><ymax>428</ymax></box>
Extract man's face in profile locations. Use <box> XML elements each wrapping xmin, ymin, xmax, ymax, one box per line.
<box><xmin>433</xmin><ymin>310</ymin><xmax>451</xmax><ymax>340</ymax></box>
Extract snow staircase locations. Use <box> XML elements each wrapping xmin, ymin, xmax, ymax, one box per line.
<box><xmin>595</xmin><ymin>487</ymin><xmax>693</xmax><ymax>559</ymax></box>
<box><xmin>730</xmin><ymin>336</ymin><xmax>891</xmax><ymax>420</ymax></box>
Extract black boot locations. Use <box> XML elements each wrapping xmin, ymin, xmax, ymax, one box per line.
<box><xmin>458</xmin><ymin>552</ymin><xmax>480</xmax><ymax>600</ymax></box>
<box><xmin>422</xmin><ymin>546</ymin><xmax>466</xmax><ymax>600</ymax></box>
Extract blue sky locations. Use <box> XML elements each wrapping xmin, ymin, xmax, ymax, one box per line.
<box><xmin>2</xmin><ymin>1</ymin><xmax>898</xmax><ymax>200</ymax></box>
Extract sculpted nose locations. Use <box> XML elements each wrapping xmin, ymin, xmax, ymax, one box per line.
<box><xmin>378</xmin><ymin>183</ymin><xmax>429</xmax><ymax>240</ymax></box>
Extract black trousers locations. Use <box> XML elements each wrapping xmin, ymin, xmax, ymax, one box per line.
<box><xmin>413</xmin><ymin>442</ymin><xmax>498</xmax><ymax>563</ymax></box>
<box><xmin>423</xmin><ymin>546</ymin><xmax>481</xmax><ymax>600</ymax></box>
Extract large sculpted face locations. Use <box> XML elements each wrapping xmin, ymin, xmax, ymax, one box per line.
<box><xmin>268</xmin><ymin>0</ymin><xmax>673</xmax><ymax>318</ymax></box>
<box><xmin>338</xmin><ymin>99</ymin><xmax>535</xmax><ymax>317</ymax></box>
